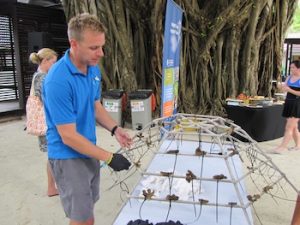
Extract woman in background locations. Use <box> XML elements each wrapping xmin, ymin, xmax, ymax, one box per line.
<box><xmin>273</xmin><ymin>60</ymin><xmax>300</xmax><ymax>153</ymax></box>
<box><xmin>29</xmin><ymin>48</ymin><xmax>58</xmax><ymax>196</ymax></box>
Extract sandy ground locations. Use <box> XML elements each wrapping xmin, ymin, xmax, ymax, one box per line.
<box><xmin>0</xmin><ymin>117</ymin><xmax>300</xmax><ymax>225</ymax></box>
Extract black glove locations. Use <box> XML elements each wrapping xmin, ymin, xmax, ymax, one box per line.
<box><xmin>108</xmin><ymin>153</ymin><xmax>131</xmax><ymax>171</ymax></box>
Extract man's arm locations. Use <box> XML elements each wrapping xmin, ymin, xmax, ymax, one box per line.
<box><xmin>56</xmin><ymin>123</ymin><xmax>112</xmax><ymax>161</ymax></box>
<box><xmin>56</xmin><ymin>123</ymin><xmax>131</xmax><ymax>171</ymax></box>
<box><xmin>94</xmin><ymin>101</ymin><xmax>132</xmax><ymax>148</ymax></box>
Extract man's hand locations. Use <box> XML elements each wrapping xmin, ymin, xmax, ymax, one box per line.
<box><xmin>114</xmin><ymin>127</ymin><xmax>132</xmax><ymax>148</ymax></box>
<box><xmin>108</xmin><ymin>153</ymin><xmax>131</xmax><ymax>171</ymax></box>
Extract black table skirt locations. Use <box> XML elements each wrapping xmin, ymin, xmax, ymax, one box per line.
<box><xmin>225</xmin><ymin>105</ymin><xmax>286</xmax><ymax>142</ymax></box>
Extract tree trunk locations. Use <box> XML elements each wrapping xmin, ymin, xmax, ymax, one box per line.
<box><xmin>62</xmin><ymin>0</ymin><xmax>298</xmax><ymax>116</ymax></box>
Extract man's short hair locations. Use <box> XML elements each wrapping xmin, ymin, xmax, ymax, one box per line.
<box><xmin>67</xmin><ymin>13</ymin><xmax>106</xmax><ymax>41</ymax></box>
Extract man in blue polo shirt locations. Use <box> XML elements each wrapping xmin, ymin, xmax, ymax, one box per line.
<box><xmin>43</xmin><ymin>13</ymin><xmax>131</xmax><ymax>225</ymax></box>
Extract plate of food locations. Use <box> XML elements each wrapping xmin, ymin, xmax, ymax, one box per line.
<box><xmin>226</xmin><ymin>98</ymin><xmax>243</xmax><ymax>106</ymax></box>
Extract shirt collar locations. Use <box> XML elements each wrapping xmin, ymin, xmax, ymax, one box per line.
<box><xmin>63</xmin><ymin>49</ymin><xmax>91</xmax><ymax>76</ymax></box>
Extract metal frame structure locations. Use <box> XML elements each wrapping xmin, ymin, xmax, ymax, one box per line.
<box><xmin>107</xmin><ymin>113</ymin><xmax>299</xmax><ymax>225</ymax></box>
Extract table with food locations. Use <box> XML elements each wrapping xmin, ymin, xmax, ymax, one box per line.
<box><xmin>224</xmin><ymin>93</ymin><xmax>286</xmax><ymax>142</ymax></box>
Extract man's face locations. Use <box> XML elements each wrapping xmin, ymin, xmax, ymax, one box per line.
<box><xmin>71</xmin><ymin>29</ymin><xmax>105</xmax><ymax>66</ymax></box>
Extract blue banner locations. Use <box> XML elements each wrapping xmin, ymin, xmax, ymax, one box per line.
<box><xmin>161</xmin><ymin>0</ymin><xmax>183</xmax><ymax>117</ymax></box>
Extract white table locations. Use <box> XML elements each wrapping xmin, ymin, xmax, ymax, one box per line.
<box><xmin>113</xmin><ymin>140</ymin><xmax>253</xmax><ymax>225</ymax></box>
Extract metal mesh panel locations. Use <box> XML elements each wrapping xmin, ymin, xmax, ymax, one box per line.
<box><xmin>0</xmin><ymin>15</ymin><xmax>18</xmax><ymax>101</ymax></box>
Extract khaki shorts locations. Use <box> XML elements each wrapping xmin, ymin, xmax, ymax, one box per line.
<box><xmin>49</xmin><ymin>158</ymin><xmax>100</xmax><ymax>222</ymax></box>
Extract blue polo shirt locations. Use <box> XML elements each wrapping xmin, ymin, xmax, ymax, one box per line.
<box><xmin>43</xmin><ymin>49</ymin><xmax>101</xmax><ymax>159</ymax></box>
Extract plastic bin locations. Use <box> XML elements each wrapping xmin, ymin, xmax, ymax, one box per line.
<box><xmin>102</xmin><ymin>90</ymin><xmax>125</xmax><ymax>127</ymax></box>
<box><xmin>128</xmin><ymin>89</ymin><xmax>153</xmax><ymax>130</ymax></box>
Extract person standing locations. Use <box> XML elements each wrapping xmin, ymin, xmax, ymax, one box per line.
<box><xmin>43</xmin><ymin>13</ymin><xmax>131</xmax><ymax>225</ymax></box>
<box><xmin>273</xmin><ymin>60</ymin><xmax>300</xmax><ymax>153</ymax></box>
<box><xmin>29</xmin><ymin>48</ymin><xmax>58</xmax><ymax>197</ymax></box>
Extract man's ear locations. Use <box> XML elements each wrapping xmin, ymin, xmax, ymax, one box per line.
<box><xmin>69</xmin><ymin>39</ymin><xmax>77</xmax><ymax>49</ymax></box>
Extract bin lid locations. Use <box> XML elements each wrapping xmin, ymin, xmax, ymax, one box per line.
<box><xmin>128</xmin><ymin>89</ymin><xmax>152</xmax><ymax>99</ymax></box>
<box><xmin>102</xmin><ymin>89</ymin><xmax>124</xmax><ymax>99</ymax></box>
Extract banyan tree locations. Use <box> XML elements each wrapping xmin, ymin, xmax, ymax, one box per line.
<box><xmin>61</xmin><ymin>0</ymin><xmax>298</xmax><ymax>115</ymax></box>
